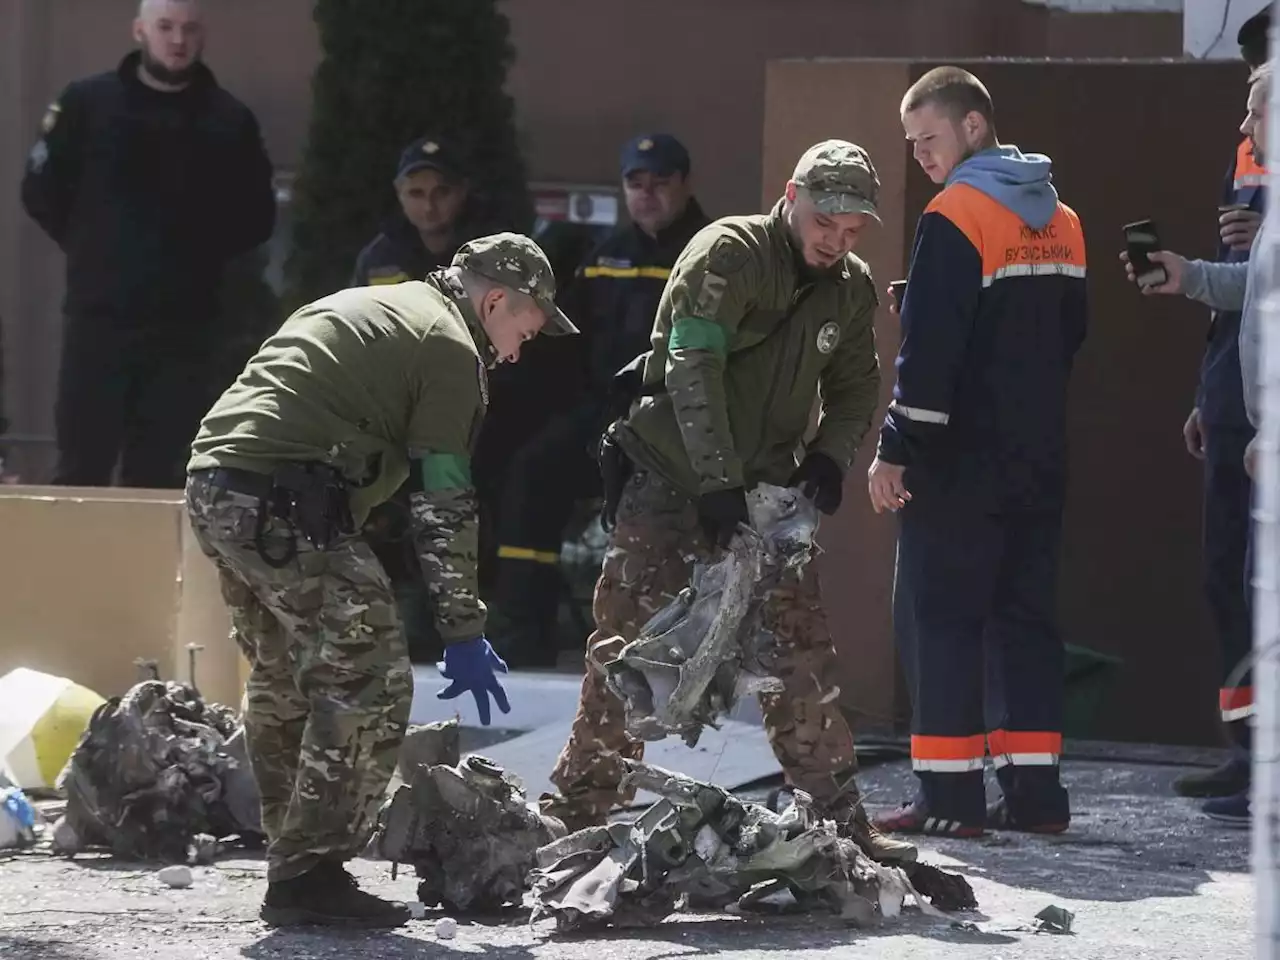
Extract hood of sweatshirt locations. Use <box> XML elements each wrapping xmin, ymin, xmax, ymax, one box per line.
<box><xmin>946</xmin><ymin>145</ymin><xmax>1059</xmax><ymax>230</ymax></box>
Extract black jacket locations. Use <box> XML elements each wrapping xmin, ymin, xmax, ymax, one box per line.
<box><xmin>351</xmin><ymin>212</ymin><xmax>449</xmax><ymax>288</ymax></box>
<box><xmin>21</xmin><ymin>52</ymin><xmax>276</xmax><ymax>328</ymax></box>
<box><xmin>558</xmin><ymin>199</ymin><xmax>710</xmax><ymax>398</ymax></box>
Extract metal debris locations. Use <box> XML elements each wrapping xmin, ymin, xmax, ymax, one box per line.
<box><xmin>1034</xmin><ymin>904</ymin><xmax>1076</xmax><ymax>934</ymax></box>
<box><xmin>603</xmin><ymin>484</ymin><xmax>821</xmax><ymax>746</ymax></box>
<box><xmin>56</xmin><ymin>681</ymin><xmax>262</xmax><ymax>863</ymax></box>
<box><xmin>374</xmin><ymin>720</ymin><xmax>565</xmax><ymax>913</ymax></box>
<box><xmin>529</xmin><ymin>759</ymin><xmax>973</xmax><ymax>932</ymax></box>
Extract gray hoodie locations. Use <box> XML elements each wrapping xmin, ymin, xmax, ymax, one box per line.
<box><xmin>947</xmin><ymin>145</ymin><xmax>1059</xmax><ymax>230</ymax></box>
<box><xmin>1181</xmin><ymin>224</ymin><xmax>1270</xmax><ymax>428</ymax></box>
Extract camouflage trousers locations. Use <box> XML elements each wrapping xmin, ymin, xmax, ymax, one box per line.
<box><xmin>185</xmin><ymin>470</ymin><xmax>412</xmax><ymax>883</ymax></box>
<box><xmin>545</xmin><ymin>469</ymin><xmax>858</xmax><ymax>826</ymax></box>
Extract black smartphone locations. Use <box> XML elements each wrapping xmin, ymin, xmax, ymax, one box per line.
<box><xmin>1123</xmin><ymin>219</ymin><xmax>1167</xmax><ymax>288</ymax></box>
<box><xmin>889</xmin><ymin>280</ymin><xmax>908</xmax><ymax>312</ymax></box>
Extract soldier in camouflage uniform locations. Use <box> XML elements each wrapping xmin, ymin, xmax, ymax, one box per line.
<box><xmin>186</xmin><ymin>233</ymin><xmax>576</xmax><ymax>928</ymax></box>
<box><xmin>540</xmin><ymin>141</ymin><xmax>916</xmax><ymax>864</ymax></box>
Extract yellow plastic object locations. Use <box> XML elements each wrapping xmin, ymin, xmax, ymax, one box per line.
<box><xmin>0</xmin><ymin>668</ymin><xmax>105</xmax><ymax>791</ymax></box>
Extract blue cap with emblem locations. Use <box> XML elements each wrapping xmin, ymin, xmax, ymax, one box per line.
<box><xmin>396</xmin><ymin>135</ymin><xmax>469</xmax><ymax>182</ymax></box>
<box><xmin>620</xmin><ymin>133</ymin><xmax>691</xmax><ymax>178</ymax></box>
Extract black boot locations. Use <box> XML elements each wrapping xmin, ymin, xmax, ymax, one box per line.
<box><xmin>1173</xmin><ymin>756</ymin><xmax>1251</xmax><ymax>798</ymax></box>
<box><xmin>260</xmin><ymin>861</ymin><xmax>410</xmax><ymax>928</ymax></box>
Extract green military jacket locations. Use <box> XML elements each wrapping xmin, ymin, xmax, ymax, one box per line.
<box><xmin>189</xmin><ymin>272</ymin><xmax>491</xmax><ymax>642</ymax></box>
<box><xmin>618</xmin><ymin>200</ymin><xmax>882</xmax><ymax>498</ymax></box>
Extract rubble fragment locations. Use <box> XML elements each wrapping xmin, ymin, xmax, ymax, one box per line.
<box><xmin>435</xmin><ymin>917</ymin><xmax>458</xmax><ymax>939</ymax></box>
<box><xmin>373</xmin><ymin>720</ymin><xmax>565</xmax><ymax>913</ymax></box>
<box><xmin>1034</xmin><ymin>904</ymin><xmax>1075</xmax><ymax>934</ymax></box>
<box><xmin>57</xmin><ymin>680</ymin><xmax>262</xmax><ymax>863</ymax></box>
<box><xmin>398</xmin><ymin>720</ymin><xmax>462</xmax><ymax>776</ymax></box>
<box><xmin>530</xmin><ymin>759</ymin><xmax>976</xmax><ymax>933</ymax></box>
<box><xmin>157</xmin><ymin>865</ymin><xmax>193</xmax><ymax>889</ymax></box>
<box><xmin>50</xmin><ymin>816</ymin><xmax>80</xmax><ymax>857</ymax></box>
<box><xmin>602</xmin><ymin>484</ymin><xmax>821</xmax><ymax>746</ymax></box>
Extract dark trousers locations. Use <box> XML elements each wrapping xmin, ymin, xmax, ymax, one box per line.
<box><xmin>894</xmin><ymin>503</ymin><xmax>1069</xmax><ymax>827</ymax></box>
<box><xmin>1202</xmin><ymin>423</ymin><xmax>1255</xmax><ymax>732</ymax></box>
<box><xmin>491</xmin><ymin>402</ymin><xmax>603</xmax><ymax>660</ymax></box>
<box><xmin>53</xmin><ymin>320</ymin><xmax>214</xmax><ymax>489</ymax></box>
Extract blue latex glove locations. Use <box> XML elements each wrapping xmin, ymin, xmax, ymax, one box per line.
<box><xmin>437</xmin><ymin>637</ymin><xmax>511</xmax><ymax>726</ymax></box>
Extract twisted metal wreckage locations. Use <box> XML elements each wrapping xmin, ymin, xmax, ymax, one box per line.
<box><xmin>376</xmin><ymin>485</ymin><xmax>976</xmax><ymax>930</ymax></box>
<box><xmin>53</xmin><ymin>679</ymin><xmax>263</xmax><ymax>863</ymax></box>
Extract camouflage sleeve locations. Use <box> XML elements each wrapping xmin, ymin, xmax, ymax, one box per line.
<box><xmin>409</xmin><ymin>479</ymin><xmax>485</xmax><ymax>644</ymax></box>
<box><xmin>406</xmin><ymin>334</ymin><xmax>489</xmax><ymax>644</ymax></box>
<box><xmin>808</xmin><ymin>274</ymin><xmax>882</xmax><ymax>470</ymax></box>
<box><xmin>662</xmin><ymin>235</ymin><xmax>759</xmax><ymax>494</ymax></box>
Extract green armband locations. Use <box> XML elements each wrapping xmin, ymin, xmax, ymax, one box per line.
<box><xmin>669</xmin><ymin>317</ymin><xmax>728</xmax><ymax>358</ymax></box>
<box><xmin>418</xmin><ymin>453</ymin><xmax>471</xmax><ymax>492</ymax></box>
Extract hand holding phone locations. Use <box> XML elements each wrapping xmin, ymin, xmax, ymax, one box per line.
<box><xmin>888</xmin><ymin>280</ymin><xmax>908</xmax><ymax>315</ymax></box>
<box><xmin>1219</xmin><ymin>203</ymin><xmax>1262</xmax><ymax>251</ymax></box>
<box><xmin>1123</xmin><ymin>219</ymin><xmax>1168</xmax><ymax>289</ymax></box>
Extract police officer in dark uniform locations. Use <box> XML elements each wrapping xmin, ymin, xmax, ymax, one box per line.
<box><xmin>20</xmin><ymin>0</ymin><xmax>276</xmax><ymax>489</ymax></box>
<box><xmin>352</xmin><ymin>136</ymin><xmax>476</xmax><ymax>288</ymax></box>
<box><xmin>489</xmin><ymin>133</ymin><xmax>710</xmax><ymax>666</ymax></box>
<box><xmin>352</xmin><ymin>134</ymin><xmax>487</xmax><ymax>664</ymax></box>
<box><xmin>1172</xmin><ymin>10</ymin><xmax>1269</xmax><ymax>823</ymax></box>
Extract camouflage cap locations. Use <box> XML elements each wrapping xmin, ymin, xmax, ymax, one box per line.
<box><xmin>791</xmin><ymin>139</ymin><xmax>881</xmax><ymax>221</ymax></box>
<box><xmin>451</xmin><ymin>233</ymin><xmax>579</xmax><ymax>336</ymax></box>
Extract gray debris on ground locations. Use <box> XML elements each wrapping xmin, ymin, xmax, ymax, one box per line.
<box><xmin>374</xmin><ymin>719</ymin><xmax>566</xmax><ymax>913</ymax></box>
<box><xmin>604</xmin><ymin>483</ymin><xmax>821</xmax><ymax>747</ymax></box>
<box><xmin>56</xmin><ymin>680</ymin><xmax>262</xmax><ymax>864</ymax></box>
<box><xmin>529</xmin><ymin>759</ymin><xmax>973</xmax><ymax>933</ymax></box>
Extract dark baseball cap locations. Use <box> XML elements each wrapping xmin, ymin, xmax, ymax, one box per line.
<box><xmin>396</xmin><ymin>136</ymin><xmax>468</xmax><ymax>182</ymax></box>
<box><xmin>620</xmin><ymin>133</ymin><xmax>691</xmax><ymax>178</ymax></box>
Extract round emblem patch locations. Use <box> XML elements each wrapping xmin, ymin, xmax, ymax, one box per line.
<box><xmin>816</xmin><ymin>321</ymin><xmax>840</xmax><ymax>354</ymax></box>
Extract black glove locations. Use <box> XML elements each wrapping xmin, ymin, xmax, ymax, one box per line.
<box><xmin>789</xmin><ymin>451</ymin><xmax>844</xmax><ymax>515</ymax></box>
<box><xmin>697</xmin><ymin>487</ymin><xmax>750</xmax><ymax>549</ymax></box>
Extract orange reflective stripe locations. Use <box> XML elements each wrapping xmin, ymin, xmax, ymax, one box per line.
<box><xmin>1220</xmin><ymin>686</ymin><xmax>1255</xmax><ymax>721</ymax></box>
<box><xmin>987</xmin><ymin>730</ymin><xmax>1061</xmax><ymax>755</ymax></box>
<box><xmin>1235</xmin><ymin>138</ymin><xmax>1268</xmax><ymax>189</ymax></box>
<box><xmin>988</xmin><ymin>729</ymin><xmax>1061</xmax><ymax>768</ymax></box>
<box><xmin>911</xmin><ymin>734</ymin><xmax>986</xmax><ymax>773</ymax></box>
<box><xmin>926</xmin><ymin>183</ymin><xmax>1087</xmax><ymax>288</ymax></box>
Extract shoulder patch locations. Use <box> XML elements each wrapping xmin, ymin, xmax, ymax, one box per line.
<box><xmin>41</xmin><ymin>102</ymin><xmax>61</xmax><ymax>135</ymax></box>
<box><xmin>27</xmin><ymin>140</ymin><xmax>49</xmax><ymax>173</ymax></box>
<box><xmin>707</xmin><ymin>235</ymin><xmax>751</xmax><ymax>275</ymax></box>
<box><xmin>816</xmin><ymin>321</ymin><xmax>840</xmax><ymax>354</ymax></box>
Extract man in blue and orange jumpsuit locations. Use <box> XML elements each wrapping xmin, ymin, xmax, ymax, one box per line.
<box><xmin>1171</xmin><ymin>9</ymin><xmax>1269</xmax><ymax>826</ymax></box>
<box><xmin>869</xmin><ymin>66</ymin><xmax>1088</xmax><ymax>837</ymax></box>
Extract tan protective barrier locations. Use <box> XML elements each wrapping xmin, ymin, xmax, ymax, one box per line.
<box><xmin>0</xmin><ymin>486</ymin><xmax>246</xmax><ymax>709</ymax></box>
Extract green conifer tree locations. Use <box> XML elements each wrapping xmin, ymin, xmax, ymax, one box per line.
<box><xmin>283</xmin><ymin>0</ymin><xmax>533</xmax><ymax>308</ymax></box>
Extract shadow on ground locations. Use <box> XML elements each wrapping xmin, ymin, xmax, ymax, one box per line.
<box><xmin>241</xmin><ymin>928</ymin><xmax>538</xmax><ymax>960</ymax></box>
<box><xmin>549</xmin><ymin>913</ymin><xmax>1020</xmax><ymax>956</ymax></box>
<box><xmin>0</xmin><ymin>935</ymin><xmax>98</xmax><ymax>959</ymax></box>
<box><xmin>857</xmin><ymin>758</ymin><xmax>1250</xmax><ymax>904</ymax></box>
